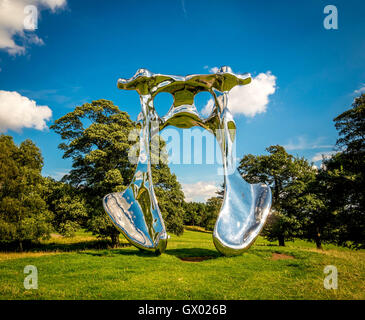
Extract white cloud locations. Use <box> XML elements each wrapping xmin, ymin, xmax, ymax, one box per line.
<box><xmin>209</xmin><ymin>66</ymin><xmax>219</xmax><ymax>73</ymax></box>
<box><xmin>39</xmin><ymin>0</ymin><xmax>66</xmax><ymax>12</ymax></box>
<box><xmin>311</xmin><ymin>151</ymin><xmax>336</xmax><ymax>162</ymax></box>
<box><xmin>284</xmin><ymin>136</ymin><xmax>333</xmax><ymax>151</ymax></box>
<box><xmin>0</xmin><ymin>90</ymin><xmax>52</xmax><ymax>132</ymax></box>
<box><xmin>0</xmin><ymin>0</ymin><xmax>66</xmax><ymax>55</ymax></box>
<box><xmin>181</xmin><ymin>181</ymin><xmax>219</xmax><ymax>202</ymax></box>
<box><xmin>44</xmin><ymin>169</ymin><xmax>69</xmax><ymax>180</ymax></box>
<box><xmin>201</xmin><ymin>71</ymin><xmax>277</xmax><ymax>117</ymax></box>
<box><xmin>354</xmin><ymin>84</ymin><xmax>365</xmax><ymax>95</ymax></box>
<box><xmin>203</xmin><ymin>66</ymin><xmax>219</xmax><ymax>73</ymax></box>
<box><xmin>28</xmin><ymin>34</ymin><xmax>44</xmax><ymax>45</ymax></box>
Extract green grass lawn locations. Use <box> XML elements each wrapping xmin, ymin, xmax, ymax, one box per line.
<box><xmin>0</xmin><ymin>229</ymin><xmax>364</xmax><ymax>300</ymax></box>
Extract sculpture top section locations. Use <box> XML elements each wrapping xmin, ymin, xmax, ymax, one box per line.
<box><xmin>117</xmin><ymin>66</ymin><xmax>251</xmax><ymax>105</ymax></box>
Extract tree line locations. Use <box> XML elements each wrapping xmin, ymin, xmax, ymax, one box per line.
<box><xmin>0</xmin><ymin>95</ymin><xmax>364</xmax><ymax>250</ymax></box>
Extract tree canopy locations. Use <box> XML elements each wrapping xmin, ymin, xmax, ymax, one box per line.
<box><xmin>0</xmin><ymin>135</ymin><xmax>53</xmax><ymax>250</ymax></box>
<box><xmin>2</xmin><ymin>94</ymin><xmax>363</xmax><ymax>251</ymax></box>
<box><xmin>238</xmin><ymin>145</ymin><xmax>325</xmax><ymax>247</ymax></box>
<box><xmin>51</xmin><ymin>99</ymin><xmax>185</xmax><ymax>245</ymax></box>
<box><xmin>322</xmin><ymin>94</ymin><xmax>365</xmax><ymax>249</ymax></box>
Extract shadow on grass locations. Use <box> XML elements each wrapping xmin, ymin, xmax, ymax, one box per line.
<box><xmin>165</xmin><ymin>248</ymin><xmax>221</xmax><ymax>260</ymax></box>
<box><xmin>78</xmin><ymin>247</ymin><xmax>222</xmax><ymax>261</ymax></box>
<box><xmin>79</xmin><ymin>247</ymin><xmax>160</xmax><ymax>258</ymax></box>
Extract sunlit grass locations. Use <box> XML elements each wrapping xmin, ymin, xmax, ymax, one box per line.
<box><xmin>0</xmin><ymin>229</ymin><xmax>363</xmax><ymax>300</ymax></box>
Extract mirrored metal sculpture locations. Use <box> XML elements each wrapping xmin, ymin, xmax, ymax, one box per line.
<box><xmin>103</xmin><ymin>66</ymin><xmax>272</xmax><ymax>256</ymax></box>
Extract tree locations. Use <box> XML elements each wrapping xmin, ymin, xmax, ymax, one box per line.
<box><xmin>51</xmin><ymin>100</ymin><xmax>134</xmax><ymax>247</ymax></box>
<box><xmin>43</xmin><ymin>178</ymin><xmax>88</xmax><ymax>237</ymax></box>
<box><xmin>152</xmin><ymin>162</ymin><xmax>185</xmax><ymax>236</ymax></box>
<box><xmin>51</xmin><ymin>99</ymin><xmax>186</xmax><ymax>245</ymax></box>
<box><xmin>334</xmin><ymin>94</ymin><xmax>365</xmax><ymax>158</ymax></box>
<box><xmin>238</xmin><ymin>145</ymin><xmax>299</xmax><ymax>246</ymax></box>
<box><xmin>183</xmin><ymin>202</ymin><xmax>205</xmax><ymax>226</ymax></box>
<box><xmin>322</xmin><ymin>94</ymin><xmax>365</xmax><ymax>249</ymax></box>
<box><xmin>203</xmin><ymin>196</ymin><xmax>222</xmax><ymax>231</ymax></box>
<box><xmin>261</xmin><ymin>211</ymin><xmax>300</xmax><ymax>246</ymax></box>
<box><xmin>0</xmin><ymin>135</ymin><xmax>53</xmax><ymax>251</ymax></box>
<box><xmin>279</xmin><ymin>157</ymin><xmax>330</xmax><ymax>249</ymax></box>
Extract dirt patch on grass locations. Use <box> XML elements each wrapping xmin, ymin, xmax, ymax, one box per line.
<box><xmin>184</xmin><ymin>226</ymin><xmax>212</xmax><ymax>234</ymax></box>
<box><xmin>0</xmin><ymin>251</ymin><xmax>62</xmax><ymax>262</ymax></box>
<box><xmin>272</xmin><ymin>253</ymin><xmax>295</xmax><ymax>260</ymax></box>
<box><xmin>50</xmin><ymin>233</ymin><xmax>63</xmax><ymax>239</ymax></box>
<box><xmin>178</xmin><ymin>256</ymin><xmax>213</xmax><ymax>262</ymax></box>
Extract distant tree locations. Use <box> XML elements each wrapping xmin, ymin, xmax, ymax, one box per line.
<box><xmin>203</xmin><ymin>196</ymin><xmax>222</xmax><ymax>231</ymax></box>
<box><xmin>0</xmin><ymin>135</ymin><xmax>53</xmax><ymax>251</ymax></box>
<box><xmin>51</xmin><ymin>99</ymin><xmax>185</xmax><ymax>246</ymax></box>
<box><xmin>152</xmin><ymin>162</ymin><xmax>185</xmax><ymax>236</ymax></box>
<box><xmin>43</xmin><ymin>178</ymin><xmax>88</xmax><ymax>237</ymax></box>
<box><xmin>183</xmin><ymin>202</ymin><xmax>205</xmax><ymax>226</ymax></box>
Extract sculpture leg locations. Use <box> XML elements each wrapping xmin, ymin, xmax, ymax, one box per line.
<box><xmin>103</xmin><ymin>95</ymin><xmax>168</xmax><ymax>254</ymax></box>
<box><xmin>212</xmin><ymin>103</ymin><xmax>272</xmax><ymax>256</ymax></box>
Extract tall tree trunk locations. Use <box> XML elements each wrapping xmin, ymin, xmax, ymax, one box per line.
<box><xmin>278</xmin><ymin>235</ymin><xmax>285</xmax><ymax>246</ymax></box>
<box><xmin>273</xmin><ymin>178</ymin><xmax>279</xmax><ymax>206</ymax></box>
<box><xmin>315</xmin><ymin>228</ymin><xmax>322</xmax><ymax>250</ymax></box>
<box><xmin>110</xmin><ymin>233</ymin><xmax>120</xmax><ymax>248</ymax></box>
<box><xmin>18</xmin><ymin>240</ymin><xmax>23</xmax><ymax>252</ymax></box>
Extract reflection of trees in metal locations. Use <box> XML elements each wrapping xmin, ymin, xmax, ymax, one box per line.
<box><xmin>103</xmin><ymin>67</ymin><xmax>272</xmax><ymax>255</ymax></box>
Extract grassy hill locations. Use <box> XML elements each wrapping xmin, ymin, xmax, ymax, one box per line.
<box><xmin>0</xmin><ymin>229</ymin><xmax>364</xmax><ymax>300</ymax></box>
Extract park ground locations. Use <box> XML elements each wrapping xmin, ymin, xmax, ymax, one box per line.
<box><xmin>0</xmin><ymin>228</ymin><xmax>364</xmax><ymax>300</ymax></box>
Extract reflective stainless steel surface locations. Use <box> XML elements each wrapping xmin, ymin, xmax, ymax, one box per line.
<box><xmin>103</xmin><ymin>66</ymin><xmax>272</xmax><ymax>255</ymax></box>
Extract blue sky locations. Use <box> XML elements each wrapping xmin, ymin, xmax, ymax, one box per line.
<box><xmin>1</xmin><ymin>0</ymin><xmax>365</xmax><ymax>202</ymax></box>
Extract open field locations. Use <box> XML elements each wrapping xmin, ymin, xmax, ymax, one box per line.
<box><xmin>0</xmin><ymin>229</ymin><xmax>364</xmax><ymax>300</ymax></box>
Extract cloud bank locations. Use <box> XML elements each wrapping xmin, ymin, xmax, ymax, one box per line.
<box><xmin>181</xmin><ymin>181</ymin><xmax>219</xmax><ymax>202</ymax></box>
<box><xmin>202</xmin><ymin>71</ymin><xmax>277</xmax><ymax>117</ymax></box>
<box><xmin>311</xmin><ymin>151</ymin><xmax>337</xmax><ymax>162</ymax></box>
<box><xmin>0</xmin><ymin>90</ymin><xmax>52</xmax><ymax>132</ymax></box>
<box><xmin>284</xmin><ymin>136</ymin><xmax>333</xmax><ymax>151</ymax></box>
<box><xmin>354</xmin><ymin>84</ymin><xmax>365</xmax><ymax>95</ymax></box>
<box><xmin>0</xmin><ymin>0</ymin><xmax>66</xmax><ymax>55</ymax></box>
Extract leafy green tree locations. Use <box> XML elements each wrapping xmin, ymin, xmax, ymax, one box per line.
<box><xmin>152</xmin><ymin>162</ymin><xmax>185</xmax><ymax>236</ymax></box>
<box><xmin>51</xmin><ymin>100</ymin><xmax>133</xmax><ymax>247</ymax></box>
<box><xmin>43</xmin><ymin>178</ymin><xmax>88</xmax><ymax>237</ymax></box>
<box><xmin>51</xmin><ymin>99</ymin><xmax>185</xmax><ymax>245</ymax></box>
<box><xmin>261</xmin><ymin>211</ymin><xmax>300</xmax><ymax>245</ymax></box>
<box><xmin>238</xmin><ymin>145</ymin><xmax>300</xmax><ymax>246</ymax></box>
<box><xmin>322</xmin><ymin>94</ymin><xmax>365</xmax><ymax>249</ymax></box>
<box><xmin>0</xmin><ymin>135</ymin><xmax>53</xmax><ymax>251</ymax></box>
<box><xmin>279</xmin><ymin>158</ymin><xmax>331</xmax><ymax>249</ymax></box>
<box><xmin>239</xmin><ymin>145</ymin><xmax>345</xmax><ymax>249</ymax></box>
<box><xmin>183</xmin><ymin>202</ymin><xmax>205</xmax><ymax>226</ymax></box>
<box><xmin>203</xmin><ymin>196</ymin><xmax>222</xmax><ymax>231</ymax></box>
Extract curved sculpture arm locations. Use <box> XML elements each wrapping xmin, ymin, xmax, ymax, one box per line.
<box><xmin>103</xmin><ymin>94</ymin><xmax>168</xmax><ymax>254</ymax></box>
